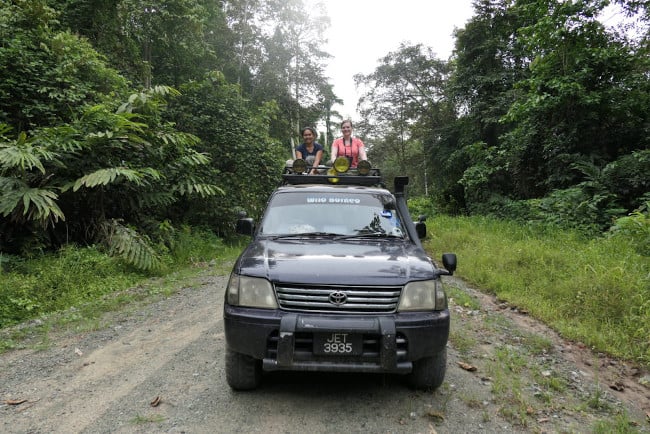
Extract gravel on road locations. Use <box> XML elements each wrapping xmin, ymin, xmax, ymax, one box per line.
<box><xmin>1</xmin><ymin>267</ymin><xmax>648</xmax><ymax>433</ymax></box>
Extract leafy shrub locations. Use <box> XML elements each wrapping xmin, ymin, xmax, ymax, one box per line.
<box><xmin>486</xmin><ymin>188</ymin><xmax>624</xmax><ymax>235</ymax></box>
<box><xmin>608</xmin><ymin>202</ymin><xmax>650</xmax><ymax>256</ymax></box>
<box><xmin>602</xmin><ymin>151</ymin><xmax>650</xmax><ymax>212</ymax></box>
<box><xmin>0</xmin><ymin>227</ymin><xmax>228</xmax><ymax>328</ymax></box>
<box><xmin>0</xmin><ymin>246</ymin><xmax>145</xmax><ymax>328</ymax></box>
<box><xmin>407</xmin><ymin>196</ymin><xmax>437</xmax><ymax>218</ymax></box>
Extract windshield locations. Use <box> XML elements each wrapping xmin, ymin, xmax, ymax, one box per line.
<box><xmin>259</xmin><ymin>191</ymin><xmax>406</xmax><ymax>238</ymax></box>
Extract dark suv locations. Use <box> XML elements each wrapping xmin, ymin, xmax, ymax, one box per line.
<box><xmin>224</xmin><ymin>159</ymin><xmax>457</xmax><ymax>390</ymax></box>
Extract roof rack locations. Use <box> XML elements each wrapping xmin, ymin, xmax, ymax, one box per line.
<box><xmin>282</xmin><ymin>158</ymin><xmax>384</xmax><ymax>187</ymax></box>
<box><xmin>282</xmin><ymin>172</ymin><xmax>383</xmax><ymax>186</ymax></box>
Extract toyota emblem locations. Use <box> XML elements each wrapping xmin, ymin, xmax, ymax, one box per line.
<box><xmin>328</xmin><ymin>291</ymin><xmax>348</xmax><ymax>306</ymax></box>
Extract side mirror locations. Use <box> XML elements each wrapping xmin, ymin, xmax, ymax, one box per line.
<box><xmin>442</xmin><ymin>253</ymin><xmax>457</xmax><ymax>275</ymax></box>
<box><xmin>236</xmin><ymin>217</ymin><xmax>255</xmax><ymax>236</ymax></box>
<box><xmin>414</xmin><ymin>214</ymin><xmax>427</xmax><ymax>238</ymax></box>
<box><xmin>415</xmin><ymin>222</ymin><xmax>426</xmax><ymax>239</ymax></box>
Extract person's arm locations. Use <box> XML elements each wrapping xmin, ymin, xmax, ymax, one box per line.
<box><xmin>296</xmin><ymin>150</ymin><xmax>304</xmax><ymax>160</ymax></box>
<box><xmin>330</xmin><ymin>140</ymin><xmax>338</xmax><ymax>162</ymax></box>
<box><xmin>358</xmin><ymin>140</ymin><xmax>368</xmax><ymax>161</ymax></box>
<box><xmin>310</xmin><ymin>149</ymin><xmax>323</xmax><ymax>174</ymax></box>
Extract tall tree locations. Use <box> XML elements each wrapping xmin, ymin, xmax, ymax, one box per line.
<box><xmin>166</xmin><ymin>71</ymin><xmax>285</xmax><ymax>234</ymax></box>
<box><xmin>503</xmin><ymin>0</ymin><xmax>650</xmax><ymax>199</ymax></box>
<box><xmin>355</xmin><ymin>43</ymin><xmax>453</xmax><ymax>196</ymax></box>
<box><xmin>54</xmin><ymin>0</ymin><xmax>225</xmax><ymax>88</ymax></box>
<box><xmin>444</xmin><ymin>0</ymin><xmax>531</xmax><ymax>211</ymax></box>
<box><xmin>0</xmin><ymin>0</ymin><xmax>127</xmax><ymax>132</ymax></box>
<box><xmin>250</xmin><ymin>0</ymin><xmax>331</xmax><ymax>148</ymax></box>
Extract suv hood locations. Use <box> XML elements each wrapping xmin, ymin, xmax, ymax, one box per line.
<box><xmin>236</xmin><ymin>239</ymin><xmax>435</xmax><ymax>286</ymax></box>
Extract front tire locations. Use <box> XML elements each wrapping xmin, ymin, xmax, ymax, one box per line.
<box><xmin>406</xmin><ymin>348</ymin><xmax>447</xmax><ymax>390</ymax></box>
<box><xmin>225</xmin><ymin>348</ymin><xmax>262</xmax><ymax>390</ymax></box>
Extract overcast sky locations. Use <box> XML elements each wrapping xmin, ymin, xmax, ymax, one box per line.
<box><xmin>313</xmin><ymin>0</ymin><xmax>476</xmax><ymax>120</ymax></box>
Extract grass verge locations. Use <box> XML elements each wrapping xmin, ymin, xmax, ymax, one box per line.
<box><xmin>446</xmin><ymin>283</ymin><xmax>643</xmax><ymax>431</ymax></box>
<box><xmin>425</xmin><ymin>215</ymin><xmax>650</xmax><ymax>367</ymax></box>
<box><xmin>0</xmin><ymin>228</ymin><xmax>244</xmax><ymax>353</ymax></box>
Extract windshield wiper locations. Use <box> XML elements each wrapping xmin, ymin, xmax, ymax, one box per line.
<box><xmin>335</xmin><ymin>232</ymin><xmax>400</xmax><ymax>240</ymax></box>
<box><xmin>266</xmin><ymin>232</ymin><xmax>343</xmax><ymax>240</ymax></box>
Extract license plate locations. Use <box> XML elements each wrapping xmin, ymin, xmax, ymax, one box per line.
<box><xmin>313</xmin><ymin>332</ymin><xmax>363</xmax><ymax>355</ymax></box>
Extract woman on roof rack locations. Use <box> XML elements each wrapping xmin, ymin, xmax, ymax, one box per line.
<box><xmin>330</xmin><ymin>119</ymin><xmax>368</xmax><ymax>169</ymax></box>
<box><xmin>296</xmin><ymin>126</ymin><xmax>324</xmax><ymax>175</ymax></box>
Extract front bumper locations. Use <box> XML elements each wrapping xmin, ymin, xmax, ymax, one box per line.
<box><xmin>224</xmin><ymin>305</ymin><xmax>450</xmax><ymax>374</ymax></box>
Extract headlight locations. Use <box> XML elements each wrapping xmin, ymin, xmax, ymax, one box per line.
<box><xmin>226</xmin><ymin>274</ymin><xmax>278</xmax><ymax>308</ymax></box>
<box><xmin>397</xmin><ymin>280</ymin><xmax>447</xmax><ymax>311</ymax></box>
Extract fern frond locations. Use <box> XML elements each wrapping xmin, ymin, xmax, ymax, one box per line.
<box><xmin>138</xmin><ymin>192</ymin><xmax>176</xmax><ymax>207</ymax></box>
<box><xmin>139</xmin><ymin>167</ymin><xmax>163</xmax><ymax>180</ymax></box>
<box><xmin>0</xmin><ymin>184</ymin><xmax>65</xmax><ymax>226</ymax></box>
<box><xmin>100</xmin><ymin>219</ymin><xmax>160</xmax><ymax>271</ymax></box>
<box><xmin>72</xmin><ymin>167</ymin><xmax>162</xmax><ymax>191</ymax></box>
<box><xmin>571</xmin><ymin>161</ymin><xmax>602</xmax><ymax>181</ymax></box>
<box><xmin>0</xmin><ymin>176</ymin><xmax>23</xmax><ymax>191</ymax></box>
<box><xmin>0</xmin><ymin>123</ymin><xmax>12</xmax><ymax>136</ymax></box>
<box><xmin>174</xmin><ymin>180</ymin><xmax>224</xmax><ymax>198</ymax></box>
<box><xmin>0</xmin><ymin>133</ymin><xmax>58</xmax><ymax>173</ymax></box>
<box><xmin>179</xmin><ymin>150</ymin><xmax>211</xmax><ymax>166</ymax></box>
<box><xmin>35</xmin><ymin>125</ymin><xmax>82</xmax><ymax>153</ymax></box>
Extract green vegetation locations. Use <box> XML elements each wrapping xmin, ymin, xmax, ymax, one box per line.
<box><xmin>0</xmin><ymin>1</ymin><xmax>646</xmax><ymax>429</ymax></box>
<box><xmin>362</xmin><ymin>2</ymin><xmax>649</xmax><ymax>229</ymax></box>
<box><xmin>592</xmin><ymin>412</ymin><xmax>640</xmax><ymax>434</ymax></box>
<box><xmin>1</xmin><ymin>1</ymin><xmax>648</xmax><ymax>283</ymax></box>
<box><xmin>446</xmin><ymin>286</ymin><xmax>481</xmax><ymax>311</ymax></box>
<box><xmin>446</xmin><ymin>287</ymin><xmax>641</xmax><ymax>431</ymax></box>
<box><xmin>0</xmin><ymin>228</ymin><xmax>241</xmax><ymax>339</ymax></box>
<box><xmin>130</xmin><ymin>413</ymin><xmax>166</xmax><ymax>425</ymax></box>
<box><xmin>0</xmin><ymin>0</ymin><xmax>314</xmax><ymax>267</ymax></box>
<box><xmin>426</xmin><ymin>215</ymin><xmax>650</xmax><ymax>366</ymax></box>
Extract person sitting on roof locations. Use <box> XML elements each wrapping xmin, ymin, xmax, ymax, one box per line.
<box><xmin>295</xmin><ymin>126</ymin><xmax>324</xmax><ymax>175</ymax></box>
<box><xmin>330</xmin><ymin>119</ymin><xmax>368</xmax><ymax>168</ymax></box>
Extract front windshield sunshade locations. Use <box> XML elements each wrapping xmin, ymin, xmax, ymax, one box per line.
<box><xmin>259</xmin><ymin>192</ymin><xmax>405</xmax><ymax>238</ymax></box>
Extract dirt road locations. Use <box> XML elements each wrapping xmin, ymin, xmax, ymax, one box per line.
<box><xmin>1</xmin><ymin>268</ymin><xmax>648</xmax><ymax>433</ymax></box>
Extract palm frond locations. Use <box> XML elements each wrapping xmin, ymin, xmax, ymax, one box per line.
<box><xmin>0</xmin><ymin>132</ymin><xmax>58</xmax><ymax>173</ymax></box>
<box><xmin>72</xmin><ymin>167</ymin><xmax>162</xmax><ymax>191</ymax></box>
<box><xmin>0</xmin><ymin>183</ymin><xmax>65</xmax><ymax>226</ymax></box>
<box><xmin>174</xmin><ymin>179</ymin><xmax>224</xmax><ymax>198</ymax></box>
<box><xmin>138</xmin><ymin>191</ymin><xmax>176</xmax><ymax>207</ymax></box>
<box><xmin>100</xmin><ymin>219</ymin><xmax>161</xmax><ymax>271</ymax></box>
<box><xmin>179</xmin><ymin>150</ymin><xmax>211</xmax><ymax>166</ymax></box>
<box><xmin>0</xmin><ymin>123</ymin><xmax>12</xmax><ymax>136</ymax></box>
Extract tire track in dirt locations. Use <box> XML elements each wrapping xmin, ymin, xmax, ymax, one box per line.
<box><xmin>1</xmin><ymin>277</ymin><xmax>224</xmax><ymax>433</ymax></box>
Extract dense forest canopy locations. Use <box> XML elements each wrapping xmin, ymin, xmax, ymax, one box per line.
<box><xmin>0</xmin><ymin>0</ymin><xmax>648</xmax><ymax>266</ymax></box>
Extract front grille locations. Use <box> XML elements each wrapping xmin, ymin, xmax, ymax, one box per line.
<box><xmin>275</xmin><ymin>284</ymin><xmax>402</xmax><ymax>313</ymax></box>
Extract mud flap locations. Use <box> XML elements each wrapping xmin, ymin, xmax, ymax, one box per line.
<box><xmin>379</xmin><ymin>317</ymin><xmax>397</xmax><ymax>370</ymax></box>
<box><xmin>277</xmin><ymin>314</ymin><xmax>297</xmax><ymax>366</ymax></box>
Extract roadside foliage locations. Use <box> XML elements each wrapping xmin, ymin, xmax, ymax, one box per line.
<box><xmin>0</xmin><ymin>0</ymin><xmax>648</xmax><ymax>370</ymax></box>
